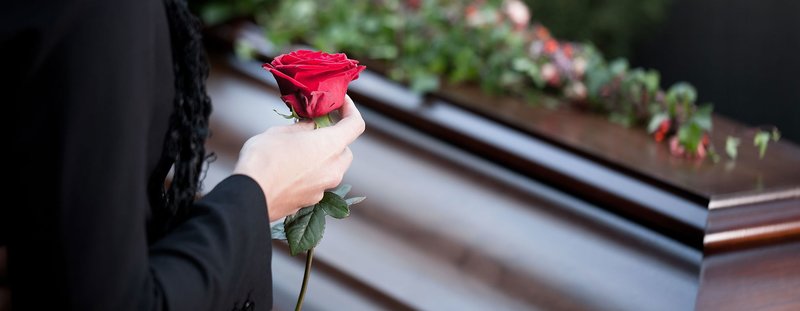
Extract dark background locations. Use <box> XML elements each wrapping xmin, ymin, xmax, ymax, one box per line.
<box><xmin>632</xmin><ymin>0</ymin><xmax>800</xmax><ymax>144</ymax></box>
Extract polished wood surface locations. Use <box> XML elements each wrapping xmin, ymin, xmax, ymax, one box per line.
<box><xmin>704</xmin><ymin>198</ymin><xmax>800</xmax><ymax>253</ymax></box>
<box><xmin>696</xmin><ymin>242</ymin><xmax>800</xmax><ymax>310</ymax></box>
<box><xmin>435</xmin><ymin>84</ymin><xmax>800</xmax><ymax>207</ymax></box>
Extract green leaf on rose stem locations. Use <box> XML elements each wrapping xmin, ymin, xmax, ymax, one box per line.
<box><xmin>284</xmin><ymin>205</ymin><xmax>326</xmax><ymax>256</ymax></box>
<box><xmin>726</xmin><ymin>136</ymin><xmax>741</xmax><ymax>160</ymax></box>
<box><xmin>330</xmin><ymin>184</ymin><xmax>352</xmax><ymax>197</ymax></box>
<box><xmin>270</xmin><ymin>221</ymin><xmax>287</xmax><ymax>240</ymax></box>
<box><xmin>319</xmin><ymin>192</ymin><xmax>350</xmax><ymax>219</ymax></box>
<box><xmin>647</xmin><ymin>112</ymin><xmax>669</xmax><ymax>133</ymax></box>
<box><xmin>345</xmin><ymin>196</ymin><xmax>366</xmax><ymax>206</ymax></box>
<box><xmin>754</xmin><ymin>130</ymin><xmax>771</xmax><ymax>159</ymax></box>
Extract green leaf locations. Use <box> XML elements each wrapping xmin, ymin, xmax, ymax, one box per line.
<box><xmin>609</xmin><ymin>58</ymin><xmax>629</xmax><ymax>75</ymax></box>
<box><xmin>725</xmin><ymin>136</ymin><xmax>741</xmax><ymax>160</ymax></box>
<box><xmin>271</xmin><ymin>221</ymin><xmax>287</xmax><ymax>240</ymax></box>
<box><xmin>678</xmin><ymin>123</ymin><xmax>704</xmax><ymax>152</ymax></box>
<box><xmin>234</xmin><ymin>40</ymin><xmax>257</xmax><ymax>61</ymax></box>
<box><xmin>330</xmin><ymin>184</ymin><xmax>352</xmax><ymax>197</ymax></box>
<box><xmin>319</xmin><ymin>192</ymin><xmax>349</xmax><ymax>219</ymax></box>
<box><xmin>647</xmin><ymin>112</ymin><xmax>669</xmax><ymax>133</ymax></box>
<box><xmin>284</xmin><ymin>205</ymin><xmax>326</xmax><ymax>256</ymax></box>
<box><xmin>772</xmin><ymin>128</ymin><xmax>782</xmax><ymax>142</ymax></box>
<box><xmin>346</xmin><ymin>196</ymin><xmax>367</xmax><ymax>206</ymax></box>
<box><xmin>692</xmin><ymin>104</ymin><xmax>713</xmax><ymax>131</ymax></box>
<box><xmin>644</xmin><ymin>70</ymin><xmax>660</xmax><ymax>93</ymax></box>
<box><xmin>273</xmin><ymin>108</ymin><xmax>298</xmax><ymax>120</ymax></box>
<box><xmin>200</xmin><ymin>3</ymin><xmax>234</xmax><ymax>26</ymax></box>
<box><xmin>410</xmin><ymin>71</ymin><xmax>440</xmax><ymax>93</ymax></box>
<box><xmin>667</xmin><ymin>82</ymin><xmax>697</xmax><ymax>104</ymax></box>
<box><xmin>707</xmin><ymin>147</ymin><xmax>721</xmax><ymax>163</ymax></box>
<box><xmin>754</xmin><ymin>131</ymin><xmax>771</xmax><ymax>159</ymax></box>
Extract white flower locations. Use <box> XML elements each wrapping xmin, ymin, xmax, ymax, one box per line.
<box><xmin>503</xmin><ymin>0</ymin><xmax>530</xmax><ymax>31</ymax></box>
<box><xmin>573</xmin><ymin>57</ymin><xmax>587</xmax><ymax>77</ymax></box>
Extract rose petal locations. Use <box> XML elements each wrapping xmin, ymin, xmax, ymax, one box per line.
<box><xmin>263</xmin><ymin>64</ymin><xmax>311</xmax><ymax>95</ymax></box>
<box><xmin>274</xmin><ymin>62</ymin><xmax>351</xmax><ymax>77</ymax></box>
<box><xmin>280</xmin><ymin>93</ymin><xmax>304</xmax><ymax>117</ymax></box>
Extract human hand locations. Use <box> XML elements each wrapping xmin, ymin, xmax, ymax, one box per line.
<box><xmin>233</xmin><ymin>95</ymin><xmax>365</xmax><ymax>222</ymax></box>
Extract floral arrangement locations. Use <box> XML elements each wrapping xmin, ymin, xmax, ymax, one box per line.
<box><xmin>207</xmin><ymin>0</ymin><xmax>780</xmax><ymax>160</ymax></box>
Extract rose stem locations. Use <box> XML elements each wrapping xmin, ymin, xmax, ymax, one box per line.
<box><xmin>312</xmin><ymin>114</ymin><xmax>334</xmax><ymax>128</ymax></box>
<box><xmin>294</xmin><ymin>248</ymin><xmax>314</xmax><ymax>311</ymax></box>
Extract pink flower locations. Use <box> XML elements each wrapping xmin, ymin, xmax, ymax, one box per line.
<box><xmin>541</xmin><ymin>63</ymin><xmax>560</xmax><ymax>87</ymax></box>
<box><xmin>669</xmin><ymin>136</ymin><xmax>685</xmax><ymax>157</ymax></box>
<box><xmin>502</xmin><ymin>0</ymin><xmax>530</xmax><ymax>31</ymax></box>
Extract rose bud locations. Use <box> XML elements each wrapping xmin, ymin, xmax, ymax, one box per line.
<box><xmin>263</xmin><ymin>50</ymin><xmax>366</xmax><ymax>120</ymax></box>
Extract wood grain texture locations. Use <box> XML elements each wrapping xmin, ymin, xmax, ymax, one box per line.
<box><xmin>705</xmin><ymin>199</ymin><xmax>800</xmax><ymax>254</ymax></box>
<box><xmin>696</xmin><ymin>242</ymin><xmax>800</xmax><ymax>310</ymax></box>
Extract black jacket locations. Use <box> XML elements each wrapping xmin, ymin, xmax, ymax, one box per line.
<box><xmin>1</xmin><ymin>0</ymin><xmax>272</xmax><ymax>309</ymax></box>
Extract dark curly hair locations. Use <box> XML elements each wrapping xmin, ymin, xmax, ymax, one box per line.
<box><xmin>148</xmin><ymin>0</ymin><xmax>213</xmax><ymax>240</ymax></box>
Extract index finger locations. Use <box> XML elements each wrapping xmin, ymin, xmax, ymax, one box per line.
<box><xmin>319</xmin><ymin>94</ymin><xmax>365</xmax><ymax>146</ymax></box>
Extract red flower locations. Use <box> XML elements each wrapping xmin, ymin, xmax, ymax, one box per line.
<box><xmin>263</xmin><ymin>50</ymin><xmax>365</xmax><ymax>119</ymax></box>
<box><xmin>544</xmin><ymin>39</ymin><xmax>559</xmax><ymax>54</ymax></box>
<box><xmin>535</xmin><ymin>25</ymin><xmax>552</xmax><ymax>40</ymax></box>
<box><xmin>562</xmin><ymin>44</ymin><xmax>574</xmax><ymax>58</ymax></box>
<box><xmin>654</xmin><ymin>119</ymin><xmax>670</xmax><ymax>142</ymax></box>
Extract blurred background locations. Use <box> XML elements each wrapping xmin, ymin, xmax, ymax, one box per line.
<box><xmin>194</xmin><ymin>0</ymin><xmax>799</xmax><ymax>310</ymax></box>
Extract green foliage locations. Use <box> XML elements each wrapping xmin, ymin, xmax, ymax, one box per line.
<box><xmin>725</xmin><ymin>136</ymin><xmax>740</xmax><ymax>159</ymax></box>
<box><xmin>201</xmin><ymin>0</ymin><xmax>779</xmax><ymax>161</ymax></box>
<box><xmin>195</xmin><ymin>0</ymin><xmax>276</xmax><ymax>26</ymax></box>
<box><xmin>753</xmin><ymin>129</ymin><xmax>781</xmax><ymax>159</ymax></box>
<box><xmin>272</xmin><ymin>185</ymin><xmax>365</xmax><ymax>255</ymax></box>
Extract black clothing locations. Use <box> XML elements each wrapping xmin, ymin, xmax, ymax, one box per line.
<box><xmin>1</xmin><ymin>0</ymin><xmax>272</xmax><ymax>309</ymax></box>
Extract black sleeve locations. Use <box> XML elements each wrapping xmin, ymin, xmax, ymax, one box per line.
<box><xmin>3</xmin><ymin>0</ymin><xmax>272</xmax><ymax>310</ymax></box>
<box><xmin>151</xmin><ymin>175</ymin><xmax>273</xmax><ymax>311</ymax></box>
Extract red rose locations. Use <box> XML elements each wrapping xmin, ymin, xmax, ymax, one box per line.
<box><xmin>263</xmin><ymin>50</ymin><xmax>366</xmax><ymax>119</ymax></box>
